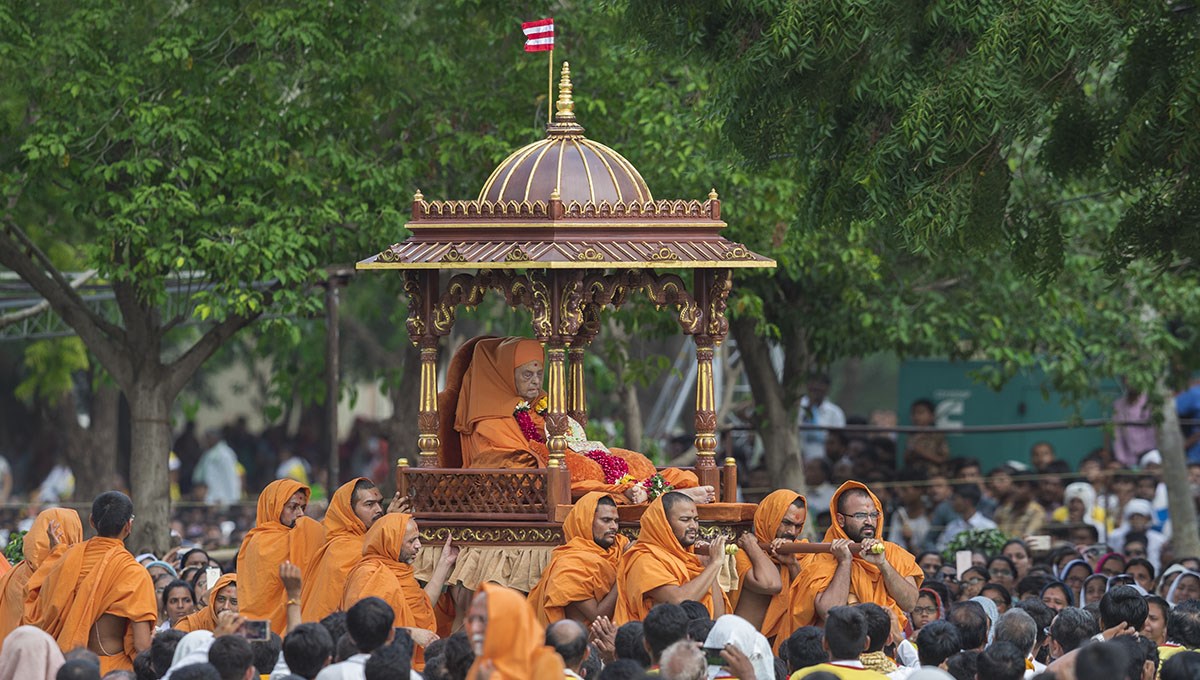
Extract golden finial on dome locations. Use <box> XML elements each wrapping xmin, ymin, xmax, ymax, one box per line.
<box><xmin>555</xmin><ymin>62</ymin><xmax>575</xmax><ymax>122</ymax></box>
<box><xmin>708</xmin><ymin>188</ymin><xmax>719</xmax><ymax>201</ymax></box>
<box><xmin>550</xmin><ymin>187</ymin><xmax>561</xmax><ymax>201</ymax></box>
<box><xmin>413</xmin><ymin>189</ymin><xmax>424</xmax><ymax>202</ymax></box>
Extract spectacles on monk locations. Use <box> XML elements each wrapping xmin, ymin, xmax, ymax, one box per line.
<box><xmin>912</xmin><ymin>606</ymin><xmax>939</xmax><ymax>616</ymax></box>
<box><xmin>840</xmin><ymin>512</ymin><xmax>881</xmax><ymax>522</ymax></box>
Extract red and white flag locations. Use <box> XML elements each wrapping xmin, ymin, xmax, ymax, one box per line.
<box><xmin>522</xmin><ymin>18</ymin><xmax>554</xmax><ymax>52</ymax></box>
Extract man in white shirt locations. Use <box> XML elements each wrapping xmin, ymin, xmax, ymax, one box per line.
<box><xmin>992</xmin><ymin>609</ymin><xmax>1045</xmax><ymax>678</ymax></box>
<box><xmin>935</xmin><ymin>484</ymin><xmax>997</xmax><ymax>553</ymax></box>
<box><xmin>193</xmin><ymin>429</ymin><xmax>241</xmax><ymax>505</ymax></box>
<box><xmin>799</xmin><ymin>373</ymin><xmax>846</xmax><ymax>462</ymax></box>
<box><xmin>316</xmin><ymin>597</ymin><xmax>394</xmax><ymax>680</ymax></box>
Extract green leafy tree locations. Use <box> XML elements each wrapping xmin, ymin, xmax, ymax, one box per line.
<box><xmin>0</xmin><ymin>1</ymin><xmax>410</xmax><ymax>551</ymax></box>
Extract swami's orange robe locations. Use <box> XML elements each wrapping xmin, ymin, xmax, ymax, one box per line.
<box><xmin>528</xmin><ymin>492</ymin><xmax>629</xmax><ymax>626</ymax></box>
<box><xmin>786</xmin><ymin>480</ymin><xmax>923</xmax><ymax>633</ymax></box>
<box><xmin>730</xmin><ymin>489</ymin><xmax>810</xmax><ymax>647</ymax></box>
<box><xmin>236</xmin><ymin>479</ymin><xmax>326</xmax><ymax>635</ymax></box>
<box><xmin>0</xmin><ymin>508</ymin><xmax>83</xmax><ymax>649</ymax></box>
<box><xmin>23</xmin><ymin>536</ymin><xmax>157</xmax><ymax>674</ymax></box>
<box><xmin>613</xmin><ymin>495</ymin><xmax>731</xmax><ymax>624</ymax></box>
<box><xmin>342</xmin><ymin>513</ymin><xmax>435</xmax><ymax>670</ymax></box>
<box><xmin>174</xmin><ymin>574</ymin><xmax>237</xmax><ymax>633</ymax></box>
<box><xmin>456</xmin><ymin>337</ymin><xmax>698</xmax><ymax>497</ymax></box>
<box><xmin>301</xmin><ymin>478</ymin><xmax>370</xmax><ymax>622</ymax></box>
<box><xmin>466</xmin><ymin>583</ymin><xmax>565</xmax><ymax>680</ymax></box>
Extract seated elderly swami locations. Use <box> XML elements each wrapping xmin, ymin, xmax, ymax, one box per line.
<box><xmin>454</xmin><ymin>337</ymin><xmax>712</xmax><ymax>504</ymax></box>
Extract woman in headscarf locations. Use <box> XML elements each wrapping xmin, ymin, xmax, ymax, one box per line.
<box><xmin>969</xmin><ymin>596</ymin><xmax>999</xmax><ymax>644</ymax></box>
<box><xmin>1159</xmin><ymin>563</ymin><xmax>1189</xmax><ymax>599</ymax></box>
<box><xmin>910</xmin><ymin>587</ymin><xmax>945</xmax><ymax>633</ymax></box>
<box><xmin>1166</xmin><ymin>570</ymin><xmax>1200</xmax><ymax>606</ymax></box>
<box><xmin>0</xmin><ymin>626</ymin><xmax>64</xmax><ymax>680</ymax></box>
<box><xmin>1041</xmin><ymin>581</ymin><xmax>1075</xmax><ymax>612</ymax></box>
<box><xmin>161</xmin><ymin>630</ymin><xmax>213</xmax><ymax>680</ymax></box>
<box><xmin>703</xmin><ymin>614</ymin><xmax>774</xmax><ymax>680</ymax></box>
<box><xmin>1097</xmin><ymin>553</ymin><xmax>1127</xmax><ymax>579</ymax></box>
<box><xmin>174</xmin><ymin>574</ymin><xmax>236</xmax><ymax>633</ymax></box>
<box><xmin>1059</xmin><ymin>559</ymin><xmax>1093</xmax><ymax>604</ymax></box>
<box><xmin>1080</xmin><ymin>573</ymin><xmax>1109</xmax><ymax>607</ymax></box>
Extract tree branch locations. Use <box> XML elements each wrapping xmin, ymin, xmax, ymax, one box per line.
<box><xmin>0</xmin><ymin>220</ymin><xmax>129</xmax><ymax>383</ymax></box>
<box><xmin>0</xmin><ymin>268</ymin><xmax>97</xmax><ymax>328</ymax></box>
<box><xmin>165</xmin><ymin>310</ymin><xmax>260</xmax><ymax>398</ymax></box>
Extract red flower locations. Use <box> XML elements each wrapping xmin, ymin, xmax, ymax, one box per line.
<box><xmin>514</xmin><ymin>409</ymin><xmax>545</xmax><ymax>443</ymax></box>
<box><xmin>582</xmin><ymin>449</ymin><xmax>630</xmax><ymax>485</ymax></box>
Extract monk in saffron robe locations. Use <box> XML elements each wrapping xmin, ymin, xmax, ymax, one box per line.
<box><xmin>786</xmin><ymin>480</ymin><xmax>922</xmax><ymax>633</ymax></box>
<box><xmin>301</xmin><ymin>477</ymin><xmax>406</xmax><ymax>621</ymax></box>
<box><xmin>174</xmin><ymin>574</ymin><xmax>236</xmax><ymax>633</ymax></box>
<box><xmin>236</xmin><ymin>478</ymin><xmax>326</xmax><ymax>635</ymax></box>
<box><xmin>455</xmin><ymin>337</ymin><xmax>713</xmax><ymax>504</ymax></box>
<box><xmin>528</xmin><ymin>492</ymin><xmax>628</xmax><ymax>626</ymax></box>
<box><xmin>23</xmin><ymin>491</ymin><xmax>157</xmax><ymax>674</ymax></box>
<box><xmin>342</xmin><ymin>513</ymin><xmax>457</xmax><ymax>670</ymax></box>
<box><xmin>0</xmin><ymin>507</ymin><xmax>83</xmax><ymax>648</ymax></box>
<box><xmin>613</xmin><ymin>492</ymin><xmax>732</xmax><ymax>624</ymax></box>
<box><xmin>465</xmin><ymin>582</ymin><xmax>565</xmax><ymax>680</ymax></box>
<box><xmin>730</xmin><ymin>489</ymin><xmax>807</xmax><ymax>647</ymax></box>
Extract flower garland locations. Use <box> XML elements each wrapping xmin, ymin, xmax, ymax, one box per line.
<box><xmin>582</xmin><ymin>449</ymin><xmax>631</xmax><ymax>485</ymax></box>
<box><xmin>513</xmin><ymin>401</ymin><xmax>545</xmax><ymax>443</ymax></box>
<box><xmin>642</xmin><ymin>473</ymin><xmax>674</xmax><ymax>501</ymax></box>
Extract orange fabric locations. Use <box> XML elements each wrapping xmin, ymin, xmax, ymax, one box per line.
<box><xmin>342</xmin><ymin>513</ymin><xmax>435</xmax><ymax>670</ymax></box>
<box><xmin>301</xmin><ymin>478</ymin><xmax>370</xmax><ymax>621</ymax></box>
<box><xmin>456</xmin><ymin>337</ymin><xmax>698</xmax><ymax>495</ymax></box>
<box><xmin>174</xmin><ymin>575</ymin><xmax>236</xmax><ymax>633</ymax></box>
<box><xmin>23</xmin><ymin>536</ymin><xmax>157</xmax><ymax>673</ymax></box>
<box><xmin>528</xmin><ymin>492</ymin><xmax>628</xmax><ymax>626</ymax></box>
<box><xmin>236</xmin><ymin>479</ymin><xmax>325</xmax><ymax>635</ymax></box>
<box><xmin>455</xmin><ymin>337</ymin><xmax>537</xmax><ymax>442</ymax></box>
<box><xmin>466</xmin><ymin>583</ymin><xmax>565</xmax><ymax>680</ymax></box>
<box><xmin>0</xmin><ymin>509</ymin><xmax>83</xmax><ymax>648</ymax></box>
<box><xmin>613</xmin><ymin>496</ymin><xmax>731</xmax><ymax>624</ymax></box>
<box><xmin>786</xmin><ymin>481</ymin><xmax>923</xmax><ymax>633</ymax></box>
<box><xmin>731</xmin><ymin>490</ymin><xmax>806</xmax><ymax>645</ymax></box>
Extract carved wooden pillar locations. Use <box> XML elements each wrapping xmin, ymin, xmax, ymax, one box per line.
<box><xmin>545</xmin><ymin>344</ymin><xmax>569</xmax><ymax>461</ymax></box>
<box><xmin>404</xmin><ymin>269</ymin><xmax>444</xmax><ymax>468</ymax></box>
<box><xmin>693</xmin><ymin>336</ymin><xmax>719</xmax><ymax>489</ymax></box>
<box><xmin>417</xmin><ymin>337</ymin><xmax>440</xmax><ymax>467</ymax></box>
<box><xmin>567</xmin><ymin>346</ymin><xmax>588</xmax><ymax>426</ymax></box>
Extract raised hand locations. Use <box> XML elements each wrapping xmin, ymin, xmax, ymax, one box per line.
<box><xmin>388</xmin><ymin>493</ymin><xmax>412</xmax><ymax>514</ymax></box>
<box><xmin>589</xmin><ymin>615</ymin><xmax>617</xmax><ymax>664</ymax></box>
<box><xmin>279</xmin><ymin>561</ymin><xmax>302</xmax><ymax>600</ymax></box>
<box><xmin>440</xmin><ymin>536</ymin><xmax>461</xmax><ymax>568</ymax></box>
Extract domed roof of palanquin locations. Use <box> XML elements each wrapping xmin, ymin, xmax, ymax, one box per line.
<box><xmin>478</xmin><ymin>63</ymin><xmax>653</xmax><ymax>205</ymax></box>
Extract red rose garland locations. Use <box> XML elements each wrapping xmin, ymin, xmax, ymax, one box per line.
<box><xmin>582</xmin><ymin>449</ymin><xmax>630</xmax><ymax>485</ymax></box>
<box><xmin>513</xmin><ymin>403</ymin><xmax>544</xmax><ymax>443</ymax></box>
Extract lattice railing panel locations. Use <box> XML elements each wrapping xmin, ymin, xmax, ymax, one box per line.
<box><xmin>402</xmin><ymin>470</ymin><xmax>549</xmax><ymax>516</ymax></box>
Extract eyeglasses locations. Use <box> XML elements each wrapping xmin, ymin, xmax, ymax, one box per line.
<box><xmin>841</xmin><ymin>512</ymin><xmax>881</xmax><ymax>522</ymax></box>
<box><xmin>912</xmin><ymin>606</ymin><xmax>939</xmax><ymax>616</ymax></box>
<box><xmin>963</xmin><ymin>577</ymin><xmax>986</xmax><ymax>586</ymax></box>
<box><xmin>990</xmin><ymin>569</ymin><xmax>1013</xmax><ymax>577</ymax></box>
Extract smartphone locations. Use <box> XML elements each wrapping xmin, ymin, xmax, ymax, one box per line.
<box><xmin>1026</xmin><ymin>535</ymin><xmax>1051</xmax><ymax>552</ymax></box>
<box><xmin>240</xmin><ymin>619</ymin><xmax>270</xmax><ymax>642</ymax></box>
<box><xmin>703</xmin><ymin>647</ymin><xmax>724</xmax><ymax>666</ymax></box>
<box><xmin>205</xmin><ymin>567</ymin><xmax>221</xmax><ymax>590</ymax></box>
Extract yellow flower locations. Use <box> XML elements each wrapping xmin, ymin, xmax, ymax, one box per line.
<box><xmin>533</xmin><ymin>395</ymin><xmax>549</xmax><ymax>413</ymax></box>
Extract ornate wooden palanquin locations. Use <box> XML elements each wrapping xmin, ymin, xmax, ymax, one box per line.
<box><xmin>357</xmin><ymin>63</ymin><xmax>775</xmax><ymax>591</ymax></box>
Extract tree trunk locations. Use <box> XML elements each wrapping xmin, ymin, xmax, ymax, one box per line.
<box><xmin>59</xmin><ymin>384</ymin><xmax>121</xmax><ymax>504</ymax></box>
<box><xmin>621</xmin><ymin>381</ymin><xmax>644</xmax><ymax>453</ymax></box>
<box><xmin>730</xmin><ymin>316</ymin><xmax>808</xmax><ymax>498</ymax></box>
<box><xmin>1158</xmin><ymin>383</ymin><xmax>1200</xmax><ymax>558</ymax></box>
<box><xmin>126</xmin><ymin>381</ymin><xmax>173</xmax><ymax>555</ymax></box>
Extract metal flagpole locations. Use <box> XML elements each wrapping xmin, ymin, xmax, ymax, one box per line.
<box><xmin>548</xmin><ymin>48</ymin><xmax>554</xmax><ymax>123</ymax></box>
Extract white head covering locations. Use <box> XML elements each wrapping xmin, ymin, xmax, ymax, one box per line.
<box><xmin>0</xmin><ymin>626</ymin><xmax>64</xmax><ymax>680</ymax></box>
<box><xmin>1124</xmin><ymin>499</ymin><xmax>1153</xmax><ymax>519</ymax></box>
<box><xmin>1158</xmin><ymin>563</ymin><xmax>1188</xmax><ymax>598</ymax></box>
<box><xmin>162</xmin><ymin>630</ymin><xmax>214</xmax><ymax>680</ymax></box>
<box><xmin>1064</xmin><ymin>482</ymin><xmax>1097</xmax><ymax>511</ymax></box>
<box><xmin>969</xmin><ymin>596</ymin><xmax>999</xmax><ymax>644</ymax></box>
<box><xmin>1166</xmin><ymin>570</ymin><xmax>1200</xmax><ymax>606</ymax></box>
<box><xmin>703</xmin><ymin>614</ymin><xmax>774</xmax><ymax>680</ymax></box>
<box><xmin>909</xmin><ymin>669</ymin><xmax>956</xmax><ymax>679</ymax></box>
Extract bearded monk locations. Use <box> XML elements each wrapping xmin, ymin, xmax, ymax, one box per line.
<box><xmin>0</xmin><ymin>507</ymin><xmax>83</xmax><ymax>648</ymax></box>
<box><xmin>23</xmin><ymin>491</ymin><xmax>157</xmax><ymax>674</ymax></box>
<box><xmin>731</xmin><ymin>490</ymin><xmax>807</xmax><ymax>646</ymax></box>
<box><xmin>613</xmin><ymin>491</ymin><xmax>736</xmax><ymax>624</ymax></box>
<box><xmin>174</xmin><ymin>574</ymin><xmax>236</xmax><ymax>633</ymax></box>
<box><xmin>527</xmin><ymin>492</ymin><xmax>628</xmax><ymax>627</ymax></box>
<box><xmin>236</xmin><ymin>478</ymin><xmax>326</xmax><ymax>635</ymax></box>
<box><xmin>786</xmin><ymin>481</ymin><xmax>922</xmax><ymax>632</ymax></box>
<box><xmin>465</xmin><ymin>582</ymin><xmax>565</xmax><ymax>680</ymax></box>
<box><xmin>455</xmin><ymin>337</ymin><xmax>714</xmax><ymax>504</ymax></box>
<box><xmin>342</xmin><ymin>513</ymin><xmax>458</xmax><ymax>670</ymax></box>
<box><xmin>301</xmin><ymin>477</ymin><xmax>408</xmax><ymax>621</ymax></box>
